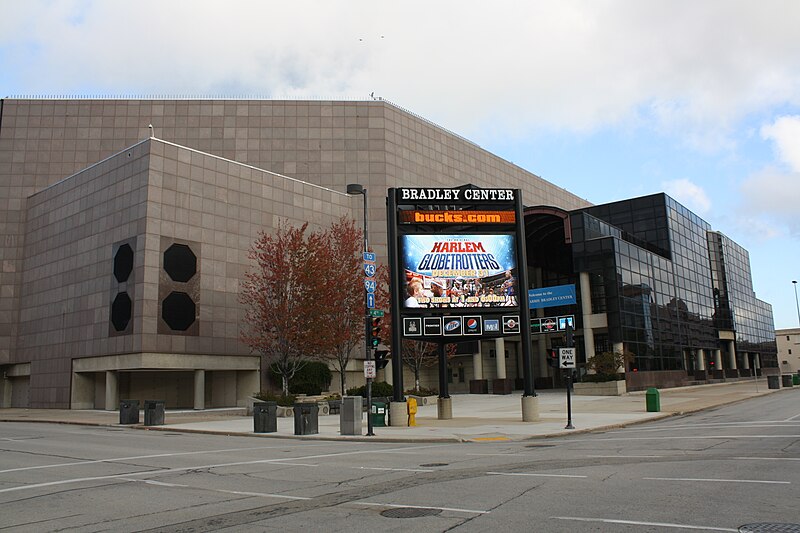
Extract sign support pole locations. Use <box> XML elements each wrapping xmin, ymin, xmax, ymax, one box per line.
<box><xmin>564</xmin><ymin>323</ymin><xmax>575</xmax><ymax>429</ymax></box>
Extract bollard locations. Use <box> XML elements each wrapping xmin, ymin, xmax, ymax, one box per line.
<box><xmin>645</xmin><ymin>388</ymin><xmax>660</xmax><ymax>412</ymax></box>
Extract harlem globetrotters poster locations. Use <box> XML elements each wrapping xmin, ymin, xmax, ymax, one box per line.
<box><xmin>401</xmin><ymin>234</ymin><xmax>518</xmax><ymax>309</ymax></box>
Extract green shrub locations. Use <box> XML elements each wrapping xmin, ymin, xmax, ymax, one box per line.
<box><xmin>291</xmin><ymin>381</ymin><xmax>322</xmax><ymax>396</ymax></box>
<box><xmin>346</xmin><ymin>381</ymin><xmax>393</xmax><ymax>397</ymax></box>
<box><xmin>586</xmin><ymin>350</ymin><xmax>633</xmax><ymax>379</ymax></box>
<box><xmin>405</xmin><ymin>386</ymin><xmax>438</xmax><ymax>396</ymax></box>
<box><xmin>254</xmin><ymin>391</ymin><xmax>296</xmax><ymax>406</ymax></box>
<box><xmin>268</xmin><ymin>361</ymin><xmax>332</xmax><ymax>395</ymax></box>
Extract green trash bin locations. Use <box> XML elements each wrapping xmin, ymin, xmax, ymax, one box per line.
<box><xmin>793</xmin><ymin>374</ymin><xmax>800</xmax><ymax>386</ymax></box>
<box><xmin>645</xmin><ymin>388</ymin><xmax>660</xmax><ymax>412</ymax></box>
<box><xmin>371</xmin><ymin>401</ymin><xmax>387</xmax><ymax>427</ymax></box>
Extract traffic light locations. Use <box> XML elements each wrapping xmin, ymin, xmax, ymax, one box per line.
<box><xmin>370</xmin><ymin>317</ymin><xmax>382</xmax><ymax>347</ymax></box>
<box><xmin>374</xmin><ymin>346</ymin><xmax>390</xmax><ymax>370</ymax></box>
<box><xmin>547</xmin><ymin>348</ymin><xmax>559</xmax><ymax>367</ymax></box>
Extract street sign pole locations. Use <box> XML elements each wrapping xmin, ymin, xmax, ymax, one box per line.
<box><xmin>565</xmin><ymin>371</ymin><xmax>574</xmax><ymax>430</ymax></box>
<box><xmin>563</xmin><ymin>324</ymin><xmax>575</xmax><ymax>430</ymax></box>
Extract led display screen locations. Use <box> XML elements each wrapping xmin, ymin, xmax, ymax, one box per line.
<box><xmin>401</xmin><ymin>234</ymin><xmax>518</xmax><ymax>309</ymax></box>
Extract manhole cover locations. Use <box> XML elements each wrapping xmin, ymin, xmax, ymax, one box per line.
<box><xmin>381</xmin><ymin>507</ymin><xmax>442</xmax><ymax>519</ymax></box>
<box><xmin>420</xmin><ymin>463</ymin><xmax>448</xmax><ymax>467</ymax></box>
<box><xmin>739</xmin><ymin>524</ymin><xmax>800</xmax><ymax>532</ymax></box>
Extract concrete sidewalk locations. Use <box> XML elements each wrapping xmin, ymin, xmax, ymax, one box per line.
<box><xmin>0</xmin><ymin>379</ymin><xmax>793</xmax><ymax>442</ymax></box>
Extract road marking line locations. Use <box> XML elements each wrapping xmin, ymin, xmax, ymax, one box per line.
<box><xmin>472</xmin><ymin>437</ymin><xmax>511</xmax><ymax>441</ymax></box>
<box><xmin>644</xmin><ymin>477</ymin><xmax>790</xmax><ymax>484</ymax></box>
<box><xmin>486</xmin><ymin>471</ymin><xmax>587</xmax><ymax>478</ymax></box>
<box><xmin>586</xmin><ymin>455</ymin><xmax>664</xmax><ymax>458</ymax></box>
<box><xmin>785</xmin><ymin>412</ymin><xmax>800</xmax><ymax>421</ymax></box>
<box><xmin>269</xmin><ymin>462</ymin><xmax>318</xmax><ymax>467</ymax></box>
<box><xmin>562</xmin><ymin>435</ymin><xmax>800</xmax><ymax>443</ymax></box>
<box><xmin>356</xmin><ymin>502</ymin><xmax>489</xmax><ymax>514</ymax></box>
<box><xmin>359</xmin><ymin>467</ymin><xmax>434</xmax><ymax>473</ymax></box>
<box><xmin>551</xmin><ymin>516</ymin><xmax>737</xmax><ymax>531</ymax></box>
<box><xmin>120</xmin><ymin>478</ymin><xmax>311</xmax><ymax>500</ymax></box>
<box><xmin>0</xmin><ymin>444</ymin><xmax>330</xmax><ymax>474</ymax></box>
<box><xmin>467</xmin><ymin>453</ymin><xmax>518</xmax><ymax>456</ymax></box>
<box><xmin>0</xmin><ymin>443</ymin><xmax>448</xmax><ymax>495</ymax></box>
<box><xmin>733</xmin><ymin>456</ymin><xmax>800</xmax><ymax>461</ymax></box>
<box><xmin>216</xmin><ymin>489</ymin><xmax>310</xmax><ymax>500</ymax></box>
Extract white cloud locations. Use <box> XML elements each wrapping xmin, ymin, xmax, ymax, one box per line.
<box><xmin>661</xmin><ymin>179</ymin><xmax>711</xmax><ymax>214</ymax></box>
<box><xmin>760</xmin><ymin>116</ymin><xmax>800</xmax><ymax>172</ymax></box>
<box><xmin>3</xmin><ymin>0</ymin><xmax>800</xmax><ymax>146</ymax></box>
<box><xmin>738</xmin><ymin>167</ymin><xmax>800</xmax><ymax>238</ymax></box>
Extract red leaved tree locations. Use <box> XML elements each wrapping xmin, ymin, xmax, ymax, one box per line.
<box><xmin>309</xmin><ymin>217</ymin><xmax>365</xmax><ymax>395</ymax></box>
<box><xmin>402</xmin><ymin>340</ymin><xmax>457</xmax><ymax>393</ymax></box>
<box><xmin>240</xmin><ymin>221</ymin><xmax>321</xmax><ymax>395</ymax></box>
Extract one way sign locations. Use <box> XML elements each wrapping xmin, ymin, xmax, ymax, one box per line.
<box><xmin>559</xmin><ymin>347</ymin><xmax>576</xmax><ymax>369</ymax></box>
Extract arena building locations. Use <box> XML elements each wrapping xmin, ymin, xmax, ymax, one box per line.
<box><xmin>0</xmin><ymin>98</ymin><xmax>776</xmax><ymax>409</ymax></box>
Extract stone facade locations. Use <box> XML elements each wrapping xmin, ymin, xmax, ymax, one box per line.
<box><xmin>0</xmin><ymin>98</ymin><xmax>589</xmax><ymax>408</ymax></box>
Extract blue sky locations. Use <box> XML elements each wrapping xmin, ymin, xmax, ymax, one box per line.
<box><xmin>2</xmin><ymin>0</ymin><xmax>800</xmax><ymax>328</ymax></box>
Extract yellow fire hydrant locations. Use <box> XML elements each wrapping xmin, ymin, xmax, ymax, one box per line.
<box><xmin>407</xmin><ymin>397</ymin><xmax>418</xmax><ymax>427</ymax></box>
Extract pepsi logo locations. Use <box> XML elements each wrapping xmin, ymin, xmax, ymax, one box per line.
<box><xmin>467</xmin><ymin>318</ymin><xmax>478</xmax><ymax>329</ymax></box>
<box><xmin>444</xmin><ymin>320</ymin><xmax>461</xmax><ymax>331</ymax></box>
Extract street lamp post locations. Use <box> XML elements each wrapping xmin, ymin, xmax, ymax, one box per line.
<box><xmin>347</xmin><ymin>183</ymin><xmax>374</xmax><ymax>437</ymax></box>
<box><xmin>793</xmin><ymin>281</ymin><xmax>800</xmax><ymax>327</ymax></box>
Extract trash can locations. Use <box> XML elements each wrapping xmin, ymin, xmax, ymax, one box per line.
<box><xmin>645</xmin><ymin>388</ymin><xmax>660</xmax><ymax>412</ymax></box>
<box><xmin>253</xmin><ymin>401</ymin><xmax>277</xmax><ymax>433</ymax></box>
<box><xmin>144</xmin><ymin>400</ymin><xmax>165</xmax><ymax>426</ymax></box>
<box><xmin>767</xmin><ymin>375</ymin><xmax>781</xmax><ymax>389</ymax></box>
<box><xmin>781</xmin><ymin>375</ymin><xmax>794</xmax><ymax>388</ymax></box>
<box><xmin>793</xmin><ymin>374</ymin><xmax>800</xmax><ymax>386</ymax></box>
<box><xmin>371</xmin><ymin>401</ymin><xmax>387</xmax><ymax>427</ymax></box>
<box><xmin>293</xmin><ymin>402</ymin><xmax>319</xmax><ymax>435</ymax></box>
<box><xmin>119</xmin><ymin>399</ymin><xmax>139</xmax><ymax>425</ymax></box>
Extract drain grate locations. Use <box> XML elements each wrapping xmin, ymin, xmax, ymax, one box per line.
<box><xmin>739</xmin><ymin>524</ymin><xmax>800</xmax><ymax>532</ymax></box>
<box><xmin>381</xmin><ymin>507</ymin><xmax>442</xmax><ymax>519</ymax></box>
<box><xmin>420</xmin><ymin>463</ymin><xmax>448</xmax><ymax>467</ymax></box>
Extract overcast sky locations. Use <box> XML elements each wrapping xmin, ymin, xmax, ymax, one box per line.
<box><xmin>3</xmin><ymin>0</ymin><xmax>800</xmax><ymax>328</ymax></box>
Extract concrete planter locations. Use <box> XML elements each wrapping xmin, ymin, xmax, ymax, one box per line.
<box><xmin>574</xmin><ymin>380</ymin><xmax>627</xmax><ymax>396</ymax></box>
<box><xmin>276</xmin><ymin>405</ymin><xmax>295</xmax><ymax>417</ymax></box>
<box><xmin>407</xmin><ymin>394</ymin><xmax>437</xmax><ymax>406</ymax></box>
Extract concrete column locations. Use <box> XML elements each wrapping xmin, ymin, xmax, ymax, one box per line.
<box><xmin>105</xmin><ymin>371</ymin><xmax>118</xmax><ymax>411</ymax></box>
<box><xmin>714</xmin><ymin>349</ymin><xmax>722</xmax><ymax>369</ymax></box>
<box><xmin>194</xmin><ymin>369</ymin><xmax>205</xmax><ymax>410</ymax></box>
<box><xmin>583</xmin><ymin>329</ymin><xmax>596</xmax><ymax>368</ymax></box>
<box><xmin>728</xmin><ymin>341</ymin><xmax>737</xmax><ymax>370</ymax></box>
<box><xmin>754</xmin><ymin>353</ymin><xmax>761</xmax><ymax>369</ymax></box>
<box><xmin>742</xmin><ymin>351</ymin><xmax>750</xmax><ymax>370</ymax></box>
<box><xmin>696</xmin><ymin>349</ymin><xmax>706</xmax><ymax>371</ymax></box>
<box><xmin>495</xmin><ymin>337</ymin><xmax>506</xmax><ymax>379</ymax></box>
<box><xmin>0</xmin><ymin>376</ymin><xmax>10</xmax><ymax>408</ymax></box>
<box><xmin>384</xmin><ymin>358</ymin><xmax>393</xmax><ymax>386</ymax></box>
<box><xmin>579</xmin><ymin>272</ymin><xmax>593</xmax><ymax>316</ymax></box>
<box><xmin>472</xmin><ymin>342</ymin><xmax>483</xmax><ymax>380</ymax></box>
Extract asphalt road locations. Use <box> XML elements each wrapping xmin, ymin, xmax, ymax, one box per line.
<box><xmin>1</xmin><ymin>392</ymin><xmax>798</xmax><ymax>532</ymax></box>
